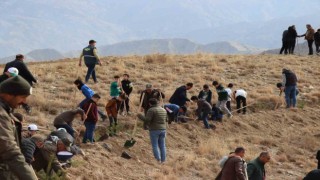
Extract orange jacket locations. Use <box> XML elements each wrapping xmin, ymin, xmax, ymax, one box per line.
<box><xmin>105</xmin><ymin>98</ymin><xmax>118</xmax><ymax>118</ymax></box>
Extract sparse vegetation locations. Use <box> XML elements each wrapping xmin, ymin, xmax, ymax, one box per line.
<box><xmin>8</xmin><ymin>54</ymin><xmax>320</xmax><ymax>179</ymax></box>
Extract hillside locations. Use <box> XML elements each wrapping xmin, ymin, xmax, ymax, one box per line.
<box><xmin>262</xmin><ymin>41</ymin><xmax>317</xmax><ymax>55</ymax></box>
<box><xmin>6</xmin><ymin>54</ymin><xmax>320</xmax><ymax>179</ymax></box>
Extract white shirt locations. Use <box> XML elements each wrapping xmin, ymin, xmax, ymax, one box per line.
<box><xmin>235</xmin><ymin>89</ymin><xmax>247</xmax><ymax>98</ymax></box>
<box><xmin>225</xmin><ymin>88</ymin><xmax>232</xmax><ymax>101</ymax></box>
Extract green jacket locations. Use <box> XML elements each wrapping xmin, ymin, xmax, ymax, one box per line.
<box><xmin>247</xmin><ymin>158</ymin><xmax>265</xmax><ymax>180</ymax></box>
<box><xmin>0</xmin><ymin>99</ymin><xmax>38</xmax><ymax>180</ymax></box>
<box><xmin>138</xmin><ymin>105</ymin><xmax>167</xmax><ymax>130</ymax></box>
<box><xmin>110</xmin><ymin>81</ymin><xmax>121</xmax><ymax>97</ymax></box>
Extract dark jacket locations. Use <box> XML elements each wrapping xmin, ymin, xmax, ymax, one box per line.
<box><xmin>0</xmin><ymin>74</ymin><xmax>9</xmax><ymax>83</ymax></box>
<box><xmin>247</xmin><ymin>158</ymin><xmax>265</xmax><ymax>180</ymax></box>
<box><xmin>54</xmin><ymin>108</ymin><xmax>85</xmax><ymax>126</ymax></box>
<box><xmin>138</xmin><ymin>105</ymin><xmax>167</xmax><ymax>130</ymax></box>
<box><xmin>287</xmin><ymin>27</ymin><xmax>298</xmax><ymax>42</ymax></box>
<box><xmin>216</xmin><ymin>85</ymin><xmax>228</xmax><ymax>101</ymax></box>
<box><xmin>0</xmin><ymin>99</ymin><xmax>38</xmax><ymax>180</ymax></box>
<box><xmin>282</xmin><ymin>70</ymin><xmax>297</xmax><ymax>86</ymax></box>
<box><xmin>219</xmin><ymin>156</ymin><xmax>247</xmax><ymax>180</ymax></box>
<box><xmin>83</xmin><ymin>99</ymin><xmax>98</xmax><ymax>123</ymax></box>
<box><xmin>282</xmin><ymin>30</ymin><xmax>289</xmax><ymax>41</ymax></box>
<box><xmin>303</xmin><ymin>169</ymin><xmax>320</xmax><ymax>180</ymax></box>
<box><xmin>21</xmin><ymin>138</ymin><xmax>37</xmax><ymax>164</ymax></box>
<box><xmin>140</xmin><ymin>89</ymin><xmax>165</xmax><ymax>111</ymax></box>
<box><xmin>198</xmin><ymin>90</ymin><xmax>212</xmax><ymax>104</ymax></box>
<box><xmin>169</xmin><ymin>85</ymin><xmax>190</xmax><ymax>106</ymax></box>
<box><xmin>82</xmin><ymin>45</ymin><xmax>98</xmax><ymax>65</ymax></box>
<box><xmin>314</xmin><ymin>31</ymin><xmax>320</xmax><ymax>44</ymax></box>
<box><xmin>4</xmin><ymin>59</ymin><xmax>37</xmax><ymax>86</ymax></box>
<box><xmin>121</xmin><ymin>80</ymin><xmax>133</xmax><ymax>95</ymax></box>
<box><xmin>196</xmin><ymin>99</ymin><xmax>212</xmax><ymax>115</ymax></box>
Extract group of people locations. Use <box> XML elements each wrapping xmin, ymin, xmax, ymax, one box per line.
<box><xmin>280</xmin><ymin>24</ymin><xmax>320</xmax><ymax>55</ymax></box>
<box><xmin>0</xmin><ymin>39</ymin><xmax>307</xmax><ymax>179</ymax></box>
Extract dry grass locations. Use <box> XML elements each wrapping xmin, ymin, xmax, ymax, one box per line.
<box><xmin>10</xmin><ymin>53</ymin><xmax>320</xmax><ymax>179</ymax></box>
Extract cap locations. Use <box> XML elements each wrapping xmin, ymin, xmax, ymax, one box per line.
<box><xmin>89</xmin><ymin>40</ymin><xmax>96</xmax><ymax>44</ymax></box>
<box><xmin>28</xmin><ymin>124</ymin><xmax>38</xmax><ymax>131</ymax></box>
<box><xmin>7</xmin><ymin>67</ymin><xmax>19</xmax><ymax>77</ymax></box>
<box><xmin>146</xmin><ymin>84</ymin><xmax>153</xmax><ymax>89</ymax></box>
<box><xmin>0</xmin><ymin>76</ymin><xmax>32</xmax><ymax>96</ymax></box>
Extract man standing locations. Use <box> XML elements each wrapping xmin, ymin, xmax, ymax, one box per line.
<box><xmin>280</xmin><ymin>27</ymin><xmax>289</xmax><ymax>55</ymax></box>
<box><xmin>3</xmin><ymin>54</ymin><xmax>37</xmax><ymax>113</ymax></box>
<box><xmin>169</xmin><ymin>83</ymin><xmax>193</xmax><ymax>107</ymax></box>
<box><xmin>314</xmin><ymin>29</ymin><xmax>320</xmax><ymax>55</ymax></box>
<box><xmin>281</xmin><ymin>68</ymin><xmax>298</xmax><ymax>108</ymax></box>
<box><xmin>212</xmin><ymin>81</ymin><xmax>232</xmax><ymax>118</ymax></box>
<box><xmin>218</xmin><ymin>147</ymin><xmax>247</xmax><ymax>180</ymax></box>
<box><xmin>79</xmin><ymin>40</ymin><xmax>102</xmax><ymax>83</ymax></box>
<box><xmin>247</xmin><ymin>152</ymin><xmax>271</xmax><ymax>180</ymax></box>
<box><xmin>140</xmin><ymin>84</ymin><xmax>165</xmax><ymax>115</ymax></box>
<box><xmin>0</xmin><ymin>76</ymin><xmax>38</xmax><ymax>180</ymax></box>
<box><xmin>299</xmin><ymin>24</ymin><xmax>315</xmax><ymax>55</ymax></box>
<box><xmin>198</xmin><ymin>84</ymin><xmax>212</xmax><ymax>104</ymax></box>
<box><xmin>120</xmin><ymin>73</ymin><xmax>133</xmax><ymax>114</ymax></box>
<box><xmin>138</xmin><ymin>98</ymin><xmax>167</xmax><ymax>163</ymax></box>
<box><xmin>287</xmin><ymin>25</ymin><xmax>298</xmax><ymax>54</ymax></box>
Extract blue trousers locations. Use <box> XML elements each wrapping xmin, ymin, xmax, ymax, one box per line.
<box><xmin>85</xmin><ymin>63</ymin><xmax>97</xmax><ymax>82</ymax></box>
<box><xmin>149</xmin><ymin>130</ymin><xmax>166</xmax><ymax>162</ymax></box>
<box><xmin>285</xmin><ymin>85</ymin><xmax>297</xmax><ymax>108</ymax></box>
<box><xmin>83</xmin><ymin>121</ymin><xmax>96</xmax><ymax>143</ymax></box>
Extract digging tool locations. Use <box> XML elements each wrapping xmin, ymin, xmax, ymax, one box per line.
<box><xmin>124</xmin><ymin>93</ymin><xmax>145</xmax><ymax>148</ymax></box>
<box><xmin>230</xmin><ymin>102</ymin><xmax>257</xmax><ymax>113</ymax></box>
<box><xmin>75</xmin><ymin>103</ymin><xmax>92</xmax><ymax>144</ymax></box>
<box><xmin>274</xmin><ymin>90</ymin><xmax>283</xmax><ymax>110</ymax></box>
<box><xmin>158</xmin><ymin>89</ymin><xmax>170</xmax><ymax>129</ymax></box>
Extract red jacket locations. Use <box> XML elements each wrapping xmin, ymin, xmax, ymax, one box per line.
<box><xmin>82</xmin><ymin>100</ymin><xmax>98</xmax><ymax>123</ymax></box>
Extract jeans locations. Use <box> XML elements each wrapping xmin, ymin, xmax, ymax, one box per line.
<box><xmin>307</xmin><ymin>40</ymin><xmax>314</xmax><ymax>55</ymax></box>
<box><xmin>149</xmin><ymin>130</ymin><xmax>166</xmax><ymax>162</ymax></box>
<box><xmin>85</xmin><ymin>63</ymin><xmax>97</xmax><ymax>82</ymax></box>
<box><xmin>236</xmin><ymin>96</ymin><xmax>247</xmax><ymax>114</ymax></box>
<box><xmin>200</xmin><ymin>112</ymin><xmax>210</xmax><ymax>129</ymax></box>
<box><xmin>216</xmin><ymin>100</ymin><xmax>232</xmax><ymax>116</ymax></box>
<box><xmin>83</xmin><ymin>121</ymin><xmax>96</xmax><ymax>143</ymax></box>
<box><xmin>54</xmin><ymin>124</ymin><xmax>75</xmax><ymax>137</ymax></box>
<box><xmin>285</xmin><ymin>85</ymin><xmax>297</xmax><ymax>108</ymax></box>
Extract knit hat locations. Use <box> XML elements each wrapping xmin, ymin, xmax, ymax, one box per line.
<box><xmin>146</xmin><ymin>84</ymin><xmax>153</xmax><ymax>89</ymax></box>
<box><xmin>8</xmin><ymin>67</ymin><xmax>19</xmax><ymax>77</ymax></box>
<box><xmin>0</xmin><ymin>76</ymin><xmax>32</xmax><ymax>96</ymax></box>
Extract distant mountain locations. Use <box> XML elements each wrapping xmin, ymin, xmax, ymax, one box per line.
<box><xmin>0</xmin><ymin>0</ymin><xmax>319</xmax><ymax>58</ymax></box>
<box><xmin>262</xmin><ymin>41</ymin><xmax>315</xmax><ymax>55</ymax></box>
<box><xmin>0</xmin><ymin>49</ymin><xmax>64</xmax><ymax>64</ymax></box>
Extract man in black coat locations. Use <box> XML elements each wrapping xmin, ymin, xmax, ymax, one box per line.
<box><xmin>3</xmin><ymin>54</ymin><xmax>37</xmax><ymax>113</ymax></box>
<box><xmin>120</xmin><ymin>74</ymin><xmax>133</xmax><ymax>114</ymax></box>
<box><xmin>4</xmin><ymin>54</ymin><xmax>37</xmax><ymax>86</ymax></box>
<box><xmin>169</xmin><ymin>83</ymin><xmax>193</xmax><ymax>107</ymax></box>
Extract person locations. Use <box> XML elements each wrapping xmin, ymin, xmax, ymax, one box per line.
<box><xmin>233</xmin><ymin>89</ymin><xmax>247</xmax><ymax>114</ymax></box>
<box><xmin>169</xmin><ymin>83</ymin><xmax>193</xmax><ymax>107</ymax></box>
<box><xmin>247</xmin><ymin>152</ymin><xmax>271</xmax><ymax>180</ymax></box>
<box><xmin>303</xmin><ymin>169</ymin><xmax>320</xmax><ymax>180</ymax></box>
<box><xmin>191</xmin><ymin>96</ymin><xmax>212</xmax><ymax>129</ymax></box>
<box><xmin>217</xmin><ymin>147</ymin><xmax>247</xmax><ymax>180</ymax></box>
<box><xmin>0</xmin><ymin>76</ymin><xmax>38</xmax><ymax>180</ymax></box>
<box><xmin>276</xmin><ymin>82</ymin><xmax>299</xmax><ymax>97</ymax></box>
<box><xmin>138</xmin><ymin>98</ymin><xmax>167</xmax><ymax>163</ymax></box>
<box><xmin>198</xmin><ymin>84</ymin><xmax>212</xmax><ymax>104</ymax></box>
<box><xmin>79</xmin><ymin>40</ymin><xmax>102</xmax><ymax>83</ymax></box>
<box><xmin>3</xmin><ymin>55</ymin><xmax>36</xmax><ymax>113</ymax></box>
<box><xmin>164</xmin><ymin>104</ymin><xmax>187</xmax><ymax>124</ymax></box>
<box><xmin>279</xmin><ymin>27</ymin><xmax>289</xmax><ymax>55</ymax></box>
<box><xmin>25</xmin><ymin>123</ymin><xmax>39</xmax><ymax>138</ymax></box>
<box><xmin>219</xmin><ymin>152</ymin><xmax>235</xmax><ymax>168</ymax></box>
<box><xmin>32</xmin><ymin>135</ymin><xmax>67</xmax><ymax>177</ymax></box>
<box><xmin>316</xmin><ymin>150</ymin><xmax>320</xmax><ymax>169</ymax></box>
<box><xmin>120</xmin><ymin>73</ymin><xmax>133</xmax><ymax>114</ymax></box>
<box><xmin>225</xmin><ymin>83</ymin><xmax>233</xmax><ymax>111</ymax></box>
<box><xmin>314</xmin><ymin>29</ymin><xmax>320</xmax><ymax>54</ymax></box>
<box><xmin>281</xmin><ymin>69</ymin><xmax>298</xmax><ymax>108</ymax></box>
<box><xmin>287</xmin><ymin>25</ymin><xmax>298</xmax><ymax>54</ymax></box>
<box><xmin>105</xmin><ymin>93</ymin><xmax>127</xmax><ymax>136</ymax></box>
<box><xmin>140</xmin><ymin>84</ymin><xmax>165</xmax><ymax>114</ymax></box>
<box><xmin>0</xmin><ymin>67</ymin><xmax>19</xmax><ymax>82</ymax></box>
<box><xmin>53</xmin><ymin>108</ymin><xmax>86</xmax><ymax>137</ymax></box>
<box><xmin>299</xmin><ymin>24</ymin><xmax>315</xmax><ymax>55</ymax></box>
<box><xmin>211</xmin><ymin>104</ymin><xmax>223</xmax><ymax>121</ymax></box>
<box><xmin>74</xmin><ymin>79</ymin><xmax>107</xmax><ymax>121</ymax></box>
<box><xmin>20</xmin><ymin>134</ymin><xmax>45</xmax><ymax>165</ymax></box>
<box><xmin>110</xmin><ymin>75</ymin><xmax>122</xmax><ymax>98</ymax></box>
<box><xmin>82</xmin><ymin>94</ymin><xmax>100</xmax><ymax>144</ymax></box>
<box><xmin>212</xmin><ymin>81</ymin><xmax>232</xmax><ymax>118</ymax></box>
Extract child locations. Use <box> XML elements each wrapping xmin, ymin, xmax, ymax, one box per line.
<box><xmin>198</xmin><ymin>84</ymin><xmax>212</xmax><ymax>104</ymax></box>
<box><xmin>191</xmin><ymin>96</ymin><xmax>212</xmax><ymax>129</ymax></box>
<box><xmin>82</xmin><ymin>94</ymin><xmax>101</xmax><ymax>144</ymax></box>
<box><xmin>225</xmin><ymin>83</ymin><xmax>233</xmax><ymax>111</ymax></box>
<box><xmin>74</xmin><ymin>79</ymin><xmax>107</xmax><ymax>121</ymax></box>
<box><xmin>233</xmin><ymin>89</ymin><xmax>247</xmax><ymax>114</ymax></box>
<box><xmin>105</xmin><ymin>93</ymin><xmax>127</xmax><ymax>136</ymax></box>
<box><xmin>212</xmin><ymin>81</ymin><xmax>232</xmax><ymax>118</ymax></box>
<box><xmin>120</xmin><ymin>74</ymin><xmax>133</xmax><ymax>114</ymax></box>
<box><xmin>110</xmin><ymin>75</ymin><xmax>122</xmax><ymax>98</ymax></box>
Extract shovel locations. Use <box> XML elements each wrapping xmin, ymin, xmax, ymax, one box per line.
<box><xmin>124</xmin><ymin>93</ymin><xmax>145</xmax><ymax>148</ymax></box>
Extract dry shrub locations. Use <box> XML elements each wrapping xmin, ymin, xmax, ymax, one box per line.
<box><xmin>144</xmin><ymin>54</ymin><xmax>170</xmax><ymax>64</ymax></box>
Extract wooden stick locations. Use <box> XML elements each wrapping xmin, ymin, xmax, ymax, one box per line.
<box><xmin>131</xmin><ymin>93</ymin><xmax>145</xmax><ymax>139</ymax></box>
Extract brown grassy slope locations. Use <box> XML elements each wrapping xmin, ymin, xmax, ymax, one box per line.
<box><xmin>9</xmin><ymin>54</ymin><xmax>320</xmax><ymax>180</ymax></box>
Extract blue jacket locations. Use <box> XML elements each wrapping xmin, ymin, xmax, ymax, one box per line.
<box><xmin>81</xmin><ymin>84</ymin><xmax>94</xmax><ymax>99</ymax></box>
<box><xmin>169</xmin><ymin>85</ymin><xmax>190</xmax><ymax>107</ymax></box>
<box><xmin>164</xmin><ymin>104</ymin><xmax>180</xmax><ymax>116</ymax></box>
